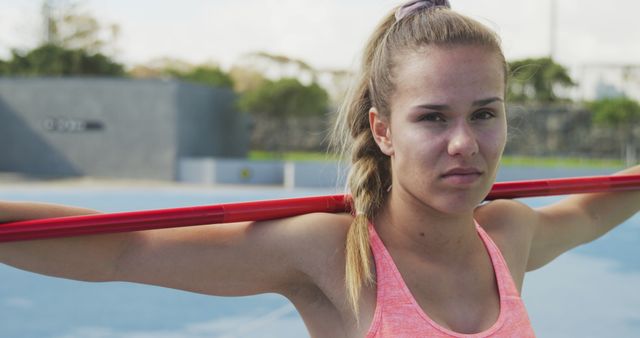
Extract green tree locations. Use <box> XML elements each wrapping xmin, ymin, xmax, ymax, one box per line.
<box><xmin>589</xmin><ymin>96</ymin><xmax>640</xmax><ymax>164</ymax></box>
<box><xmin>3</xmin><ymin>44</ymin><xmax>124</xmax><ymax>76</ymax></box>
<box><xmin>241</xmin><ymin>52</ymin><xmax>317</xmax><ymax>81</ymax></box>
<box><xmin>238</xmin><ymin>78</ymin><xmax>328</xmax><ymax>119</ymax></box>
<box><xmin>0</xmin><ymin>1</ymin><xmax>124</xmax><ymax>76</ymax></box>
<box><xmin>167</xmin><ymin>65</ymin><xmax>234</xmax><ymax>88</ymax></box>
<box><xmin>228</xmin><ymin>65</ymin><xmax>267</xmax><ymax>93</ymax></box>
<box><xmin>42</xmin><ymin>0</ymin><xmax>120</xmax><ymax>55</ymax></box>
<box><xmin>128</xmin><ymin>58</ymin><xmax>234</xmax><ymax>89</ymax></box>
<box><xmin>508</xmin><ymin>57</ymin><xmax>576</xmax><ymax>103</ymax></box>
<box><xmin>238</xmin><ymin>78</ymin><xmax>329</xmax><ymax>152</ymax></box>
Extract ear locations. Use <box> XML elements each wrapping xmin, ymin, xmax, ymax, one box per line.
<box><xmin>369</xmin><ymin>107</ymin><xmax>394</xmax><ymax>156</ymax></box>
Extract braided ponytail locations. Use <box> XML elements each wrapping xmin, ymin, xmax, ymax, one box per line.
<box><xmin>344</xmin><ymin>133</ymin><xmax>391</xmax><ymax>315</ymax></box>
<box><xmin>330</xmin><ymin>10</ymin><xmax>397</xmax><ymax>319</ymax></box>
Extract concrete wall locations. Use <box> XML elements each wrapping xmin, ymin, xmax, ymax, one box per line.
<box><xmin>178</xmin><ymin>158</ymin><xmax>284</xmax><ymax>185</ymax></box>
<box><xmin>178</xmin><ymin>158</ymin><xmax>348</xmax><ymax>188</ymax></box>
<box><xmin>0</xmin><ymin>78</ymin><xmax>248</xmax><ymax>180</ymax></box>
<box><xmin>285</xmin><ymin>161</ymin><xmax>348</xmax><ymax>188</ymax></box>
<box><xmin>504</xmin><ymin>103</ymin><xmax>640</xmax><ymax>160</ymax></box>
<box><xmin>176</xmin><ymin>83</ymin><xmax>249</xmax><ymax>158</ymax></box>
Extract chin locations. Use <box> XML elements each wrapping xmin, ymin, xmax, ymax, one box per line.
<box><xmin>429</xmin><ymin>188</ymin><xmax>488</xmax><ymax>215</ymax></box>
<box><xmin>433</xmin><ymin>199</ymin><xmax>481</xmax><ymax>215</ymax></box>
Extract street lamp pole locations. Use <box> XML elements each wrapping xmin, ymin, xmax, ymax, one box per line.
<box><xmin>550</xmin><ymin>0</ymin><xmax>557</xmax><ymax>59</ymax></box>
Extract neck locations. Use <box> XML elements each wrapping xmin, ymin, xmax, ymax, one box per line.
<box><xmin>373</xmin><ymin>189</ymin><xmax>481</xmax><ymax>262</ymax></box>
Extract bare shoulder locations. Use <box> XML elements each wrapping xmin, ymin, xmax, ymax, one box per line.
<box><xmin>273</xmin><ymin>212</ymin><xmax>352</xmax><ymax>289</ymax></box>
<box><xmin>213</xmin><ymin>210</ymin><xmax>353</xmax><ymax>288</ymax></box>
<box><xmin>474</xmin><ymin>199</ymin><xmax>537</xmax><ymax>286</ymax></box>
<box><xmin>278</xmin><ymin>212</ymin><xmax>352</xmax><ymax>261</ymax></box>
<box><xmin>474</xmin><ymin>199</ymin><xmax>536</xmax><ymax>238</ymax></box>
<box><xmin>274</xmin><ymin>212</ymin><xmax>355</xmax><ymax>328</ymax></box>
<box><xmin>286</xmin><ymin>212</ymin><xmax>353</xmax><ymax>247</ymax></box>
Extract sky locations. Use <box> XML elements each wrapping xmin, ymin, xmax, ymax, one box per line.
<box><xmin>0</xmin><ymin>0</ymin><xmax>639</xmax><ymax>73</ymax></box>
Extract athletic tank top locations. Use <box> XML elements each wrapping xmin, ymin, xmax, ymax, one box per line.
<box><xmin>365</xmin><ymin>221</ymin><xmax>536</xmax><ymax>337</ymax></box>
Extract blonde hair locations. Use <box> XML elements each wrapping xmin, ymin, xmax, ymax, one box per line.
<box><xmin>331</xmin><ymin>5</ymin><xmax>507</xmax><ymax>318</ymax></box>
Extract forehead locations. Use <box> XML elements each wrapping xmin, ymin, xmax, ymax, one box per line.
<box><xmin>391</xmin><ymin>45</ymin><xmax>505</xmax><ymax>107</ymax></box>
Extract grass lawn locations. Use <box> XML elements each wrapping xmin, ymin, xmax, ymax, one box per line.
<box><xmin>248</xmin><ymin>151</ymin><xmax>338</xmax><ymax>161</ymax></box>
<box><xmin>500</xmin><ymin>156</ymin><xmax>624</xmax><ymax>168</ymax></box>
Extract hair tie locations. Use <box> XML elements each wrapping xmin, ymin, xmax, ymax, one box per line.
<box><xmin>395</xmin><ymin>0</ymin><xmax>451</xmax><ymax>22</ymax></box>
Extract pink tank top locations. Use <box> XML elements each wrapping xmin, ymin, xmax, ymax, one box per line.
<box><xmin>366</xmin><ymin>221</ymin><xmax>536</xmax><ymax>337</ymax></box>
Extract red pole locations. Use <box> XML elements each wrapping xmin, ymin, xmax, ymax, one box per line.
<box><xmin>1</xmin><ymin>174</ymin><xmax>639</xmax><ymax>242</ymax></box>
<box><xmin>485</xmin><ymin>174</ymin><xmax>640</xmax><ymax>200</ymax></box>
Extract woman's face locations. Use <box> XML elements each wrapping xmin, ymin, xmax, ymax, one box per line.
<box><xmin>371</xmin><ymin>44</ymin><xmax>507</xmax><ymax>214</ymax></box>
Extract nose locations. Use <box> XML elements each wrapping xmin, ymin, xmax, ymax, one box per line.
<box><xmin>447</xmin><ymin>120</ymin><xmax>479</xmax><ymax>158</ymax></box>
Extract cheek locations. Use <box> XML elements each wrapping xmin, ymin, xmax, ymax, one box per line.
<box><xmin>480</xmin><ymin>124</ymin><xmax>507</xmax><ymax>157</ymax></box>
<box><xmin>392</xmin><ymin>127</ymin><xmax>444</xmax><ymax>171</ymax></box>
<box><xmin>393</xmin><ymin>125</ymin><xmax>431</xmax><ymax>151</ymax></box>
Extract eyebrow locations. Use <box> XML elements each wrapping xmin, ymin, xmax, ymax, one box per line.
<box><xmin>416</xmin><ymin>97</ymin><xmax>504</xmax><ymax>110</ymax></box>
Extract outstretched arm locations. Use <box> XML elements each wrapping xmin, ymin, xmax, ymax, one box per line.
<box><xmin>0</xmin><ymin>201</ymin><xmax>127</xmax><ymax>281</ymax></box>
<box><xmin>527</xmin><ymin>165</ymin><xmax>640</xmax><ymax>271</ymax></box>
<box><xmin>0</xmin><ymin>201</ymin><xmax>346</xmax><ymax>297</ymax></box>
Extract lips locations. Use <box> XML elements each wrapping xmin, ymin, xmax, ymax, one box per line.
<box><xmin>442</xmin><ymin>167</ymin><xmax>483</xmax><ymax>177</ymax></box>
<box><xmin>440</xmin><ymin>167</ymin><xmax>483</xmax><ymax>185</ymax></box>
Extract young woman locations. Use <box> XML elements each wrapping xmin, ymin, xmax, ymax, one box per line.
<box><xmin>1</xmin><ymin>1</ymin><xmax>639</xmax><ymax>337</ymax></box>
